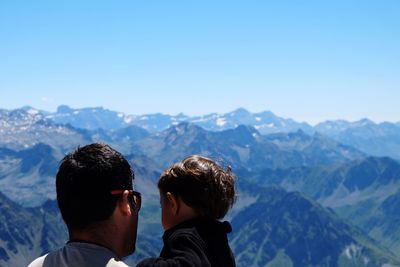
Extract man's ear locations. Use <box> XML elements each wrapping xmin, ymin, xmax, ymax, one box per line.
<box><xmin>118</xmin><ymin>190</ymin><xmax>132</xmax><ymax>216</ymax></box>
<box><xmin>166</xmin><ymin>192</ymin><xmax>179</xmax><ymax>215</ymax></box>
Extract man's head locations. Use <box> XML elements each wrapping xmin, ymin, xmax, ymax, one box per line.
<box><xmin>56</xmin><ymin>143</ymin><xmax>139</xmax><ymax>256</ymax></box>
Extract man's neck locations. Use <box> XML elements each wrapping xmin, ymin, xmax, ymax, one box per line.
<box><xmin>69</xmin><ymin>228</ymin><xmax>122</xmax><ymax>259</ymax></box>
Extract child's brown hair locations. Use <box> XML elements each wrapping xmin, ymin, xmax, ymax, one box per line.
<box><xmin>158</xmin><ymin>155</ymin><xmax>236</xmax><ymax>219</ymax></box>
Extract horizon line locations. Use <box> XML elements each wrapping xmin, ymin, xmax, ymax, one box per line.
<box><xmin>2</xmin><ymin>105</ymin><xmax>399</xmax><ymax>126</ymax></box>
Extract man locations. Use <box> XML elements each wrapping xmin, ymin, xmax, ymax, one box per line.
<box><xmin>28</xmin><ymin>143</ymin><xmax>141</xmax><ymax>267</ymax></box>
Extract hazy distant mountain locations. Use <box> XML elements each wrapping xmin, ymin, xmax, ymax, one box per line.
<box><xmin>41</xmin><ymin>105</ymin><xmax>189</xmax><ymax>132</ymax></box>
<box><xmin>264</xmin><ymin>130</ymin><xmax>365</xmax><ymax>165</ymax></box>
<box><xmin>231</xmin><ymin>185</ymin><xmax>400</xmax><ymax>267</ymax></box>
<box><xmin>89</xmin><ymin>125</ymin><xmax>151</xmax><ymax>155</ymax></box>
<box><xmin>49</xmin><ymin>106</ymin><xmax>400</xmax><ymax>160</ymax></box>
<box><xmin>0</xmin><ymin>149</ymin><xmax>164</xmax><ymax>265</ymax></box>
<box><xmin>335</xmin><ymin>189</ymin><xmax>400</xmax><ymax>258</ymax></box>
<box><xmin>47</xmin><ymin>105</ymin><xmax>132</xmax><ymax>130</ymax></box>
<box><xmin>10</xmin><ymin>106</ymin><xmax>313</xmax><ymax>134</ymax></box>
<box><xmin>0</xmin><ymin>106</ymin><xmax>151</xmax><ymax>155</ymax></box>
<box><xmin>0</xmin><ymin>121</ymin><xmax>364</xmax><ymax>206</ymax></box>
<box><xmin>0</xmin><ymin>192</ymin><xmax>160</xmax><ymax>266</ymax></box>
<box><xmin>0</xmin><ymin>192</ymin><xmax>67</xmax><ymax>266</ymax></box>
<box><xmin>251</xmin><ymin>157</ymin><xmax>400</xmax><ymax>205</ymax></box>
<box><xmin>186</xmin><ymin>108</ymin><xmax>314</xmax><ymax>134</ymax></box>
<box><xmin>133</xmin><ymin>123</ymin><xmax>364</xmax><ymax>171</ymax></box>
<box><xmin>367</xmin><ymin>190</ymin><xmax>400</xmax><ymax>254</ymax></box>
<box><xmin>0</xmin><ymin>143</ymin><xmax>163</xmax><ymax>207</ymax></box>
<box><xmin>127</xmin><ymin>112</ymin><xmax>190</xmax><ymax>133</ymax></box>
<box><xmin>114</xmin><ymin>107</ymin><xmax>314</xmax><ymax>134</ymax></box>
<box><xmin>4</xmin><ymin>106</ymin><xmax>400</xmax><ymax>159</ymax></box>
<box><xmin>335</xmin><ymin>186</ymin><xmax>400</xmax><ymax>256</ymax></box>
<box><xmin>315</xmin><ymin>119</ymin><xmax>400</xmax><ymax>160</ymax></box>
<box><xmin>0</xmin><ymin>106</ymin><xmax>366</xmax><ymax>172</ymax></box>
<box><xmin>251</xmin><ymin>156</ymin><xmax>400</xmax><ymax>256</ymax></box>
<box><xmin>0</xmin><ymin>143</ymin><xmax>60</xmax><ymax>206</ymax></box>
<box><xmin>0</xmin><ymin>108</ymin><xmax>92</xmax><ymax>152</ymax></box>
<box><xmin>107</xmin><ymin>125</ymin><xmax>150</xmax><ymax>142</ymax></box>
<box><xmin>2</xmin><ymin>105</ymin><xmax>400</xmax><ymax>266</ymax></box>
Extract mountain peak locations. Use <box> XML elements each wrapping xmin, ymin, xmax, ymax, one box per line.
<box><xmin>227</xmin><ymin>108</ymin><xmax>252</xmax><ymax>119</ymax></box>
<box><xmin>235</xmin><ymin>124</ymin><xmax>258</xmax><ymax>133</ymax></box>
<box><xmin>355</xmin><ymin>118</ymin><xmax>375</xmax><ymax>126</ymax></box>
<box><xmin>164</xmin><ymin>122</ymin><xmax>206</xmax><ymax>137</ymax></box>
<box><xmin>177</xmin><ymin>122</ymin><xmax>205</xmax><ymax>132</ymax></box>
<box><xmin>56</xmin><ymin>105</ymin><xmax>73</xmax><ymax>113</ymax></box>
<box><xmin>255</xmin><ymin>110</ymin><xmax>277</xmax><ymax>118</ymax></box>
<box><xmin>232</xmin><ymin>107</ymin><xmax>250</xmax><ymax>115</ymax></box>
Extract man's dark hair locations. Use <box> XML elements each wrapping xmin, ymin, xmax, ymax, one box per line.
<box><xmin>158</xmin><ymin>155</ymin><xmax>236</xmax><ymax>219</ymax></box>
<box><xmin>56</xmin><ymin>143</ymin><xmax>134</xmax><ymax>231</ymax></box>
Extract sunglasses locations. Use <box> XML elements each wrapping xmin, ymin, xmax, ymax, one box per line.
<box><xmin>111</xmin><ymin>189</ymin><xmax>142</xmax><ymax>212</ymax></box>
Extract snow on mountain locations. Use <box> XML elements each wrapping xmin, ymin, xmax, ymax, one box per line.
<box><xmin>3</xmin><ymin>105</ymin><xmax>400</xmax><ymax>158</ymax></box>
<box><xmin>0</xmin><ymin>108</ymin><xmax>91</xmax><ymax>152</ymax></box>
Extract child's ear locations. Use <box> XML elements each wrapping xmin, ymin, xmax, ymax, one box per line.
<box><xmin>166</xmin><ymin>192</ymin><xmax>179</xmax><ymax>215</ymax></box>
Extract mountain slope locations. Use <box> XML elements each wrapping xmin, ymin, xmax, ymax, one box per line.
<box><xmin>47</xmin><ymin>105</ymin><xmax>130</xmax><ymax>130</ymax></box>
<box><xmin>133</xmin><ymin>123</ymin><xmax>364</xmax><ymax>171</ymax></box>
<box><xmin>7</xmin><ymin>106</ymin><xmax>314</xmax><ymax>134</ymax></box>
<box><xmin>315</xmin><ymin>119</ymin><xmax>400</xmax><ymax>160</ymax></box>
<box><xmin>252</xmin><ymin>157</ymin><xmax>400</xmax><ymax>207</ymax></box>
<box><xmin>5</xmin><ymin>106</ymin><xmax>400</xmax><ymax>160</ymax></box>
<box><xmin>0</xmin><ymin>144</ymin><xmax>61</xmax><ymax>206</ymax></box>
<box><xmin>0</xmin><ymin>191</ymin><xmax>65</xmax><ymax>266</ymax></box>
<box><xmin>0</xmin><ymin>190</ymin><xmax>161</xmax><ymax>266</ymax></box>
<box><xmin>0</xmin><ymin>108</ymin><xmax>92</xmax><ymax>152</ymax></box>
<box><xmin>187</xmin><ymin>108</ymin><xmax>313</xmax><ymax>134</ymax></box>
<box><xmin>336</xmin><ymin>189</ymin><xmax>400</xmax><ymax>256</ymax></box>
<box><xmin>251</xmin><ymin>156</ymin><xmax>400</xmax><ymax>256</ymax></box>
<box><xmin>230</xmin><ymin>185</ymin><xmax>400</xmax><ymax>267</ymax></box>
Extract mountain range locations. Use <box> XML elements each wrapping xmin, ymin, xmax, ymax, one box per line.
<box><xmin>0</xmin><ymin>121</ymin><xmax>365</xmax><ymax>207</ymax></box>
<box><xmin>231</xmin><ymin>184</ymin><xmax>400</xmax><ymax>267</ymax></box>
<box><xmin>248</xmin><ymin>156</ymin><xmax>400</xmax><ymax>257</ymax></box>
<box><xmin>1</xmin><ymin>177</ymin><xmax>399</xmax><ymax>266</ymax></box>
<box><xmin>3</xmin><ymin>106</ymin><xmax>400</xmax><ymax>160</ymax></box>
<box><xmin>0</xmin><ymin>191</ymin><xmax>68</xmax><ymax>266</ymax></box>
<box><xmin>1</xmin><ymin>105</ymin><xmax>400</xmax><ymax>266</ymax></box>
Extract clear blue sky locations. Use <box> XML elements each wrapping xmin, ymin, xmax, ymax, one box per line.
<box><xmin>0</xmin><ymin>1</ymin><xmax>399</xmax><ymax>124</ymax></box>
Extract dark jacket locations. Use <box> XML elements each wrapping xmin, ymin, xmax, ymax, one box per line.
<box><xmin>137</xmin><ymin>218</ymin><xmax>236</xmax><ymax>267</ymax></box>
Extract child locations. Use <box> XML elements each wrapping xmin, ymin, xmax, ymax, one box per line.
<box><xmin>137</xmin><ymin>155</ymin><xmax>236</xmax><ymax>267</ymax></box>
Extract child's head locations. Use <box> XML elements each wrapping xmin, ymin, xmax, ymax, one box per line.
<box><xmin>158</xmin><ymin>155</ymin><xmax>236</xmax><ymax>226</ymax></box>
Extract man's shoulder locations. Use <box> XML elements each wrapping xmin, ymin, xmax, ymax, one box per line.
<box><xmin>27</xmin><ymin>254</ymin><xmax>48</xmax><ymax>267</ymax></box>
<box><xmin>27</xmin><ymin>255</ymin><xmax>130</xmax><ymax>267</ymax></box>
<box><xmin>106</xmin><ymin>258</ymin><xmax>131</xmax><ymax>267</ymax></box>
<box><xmin>27</xmin><ymin>243</ymin><xmax>131</xmax><ymax>267</ymax></box>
